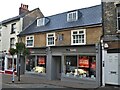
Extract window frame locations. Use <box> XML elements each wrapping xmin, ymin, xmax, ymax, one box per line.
<box><xmin>67</xmin><ymin>11</ymin><xmax>78</xmax><ymax>22</ymax></box>
<box><xmin>11</xmin><ymin>23</ymin><xmax>16</xmax><ymax>34</ymax></box>
<box><xmin>37</xmin><ymin>18</ymin><xmax>45</xmax><ymax>27</ymax></box>
<box><xmin>10</xmin><ymin>38</ymin><xmax>15</xmax><ymax>48</ymax></box>
<box><xmin>71</xmin><ymin>29</ymin><xmax>86</xmax><ymax>45</ymax></box>
<box><xmin>26</xmin><ymin>35</ymin><xmax>34</xmax><ymax>47</ymax></box>
<box><xmin>46</xmin><ymin>33</ymin><xmax>55</xmax><ymax>46</ymax></box>
<box><xmin>117</xmin><ymin>6</ymin><xmax>120</xmax><ymax>31</ymax></box>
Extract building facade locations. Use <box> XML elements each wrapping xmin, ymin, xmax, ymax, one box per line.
<box><xmin>19</xmin><ymin>5</ymin><xmax>102</xmax><ymax>87</ymax></box>
<box><xmin>102</xmin><ymin>1</ymin><xmax>120</xmax><ymax>86</ymax></box>
<box><xmin>0</xmin><ymin>4</ymin><xmax>44</xmax><ymax>74</ymax></box>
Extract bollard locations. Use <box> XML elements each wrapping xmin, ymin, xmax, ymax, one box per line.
<box><xmin>12</xmin><ymin>68</ymin><xmax>15</xmax><ymax>83</ymax></box>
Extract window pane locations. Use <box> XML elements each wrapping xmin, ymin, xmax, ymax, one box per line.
<box><xmin>27</xmin><ymin>40</ymin><xmax>33</xmax><ymax>46</ymax></box>
<box><xmin>48</xmin><ymin>34</ymin><xmax>53</xmax><ymax>37</ymax></box>
<box><xmin>118</xmin><ymin>18</ymin><xmax>120</xmax><ymax>30</ymax></box>
<box><xmin>79</xmin><ymin>31</ymin><xmax>83</xmax><ymax>34</ymax></box>
<box><xmin>78</xmin><ymin>56</ymin><xmax>96</xmax><ymax>79</ymax></box>
<box><xmin>65</xmin><ymin>56</ymin><xmax>77</xmax><ymax>76</ymax></box>
<box><xmin>47</xmin><ymin>34</ymin><xmax>54</xmax><ymax>45</ymax></box>
<box><xmin>72</xmin><ymin>30</ymin><xmax>85</xmax><ymax>44</ymax></box>
<box><xmin>73</xmin><ymin>31</ymin><xmax>77</xmax><ymax>34</ymax></box>
<box><xmin>11</xmin><ymin>23</ymin><xmax>16</xmax><ymax>33</ymax></box>
<box><xmin>117</xmin><ymin>7</ymin><xmax>120</xmax><ymax>17</ymax></box>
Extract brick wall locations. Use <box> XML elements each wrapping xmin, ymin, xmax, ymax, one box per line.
<box><xmin>21</xmin><ymin>26</ymin><xmax>102</xmax><ymax>47</ymax></box>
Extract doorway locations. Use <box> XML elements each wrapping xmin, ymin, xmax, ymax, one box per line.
<box><xmin>52</xmin><ymin>56</ymin><xmax>61</xmax><ymax>80</ymax></box>
<box><xmin>105</xmin><ymin>53</ymin><xmax>119</xmax><ymax>85</ymax></box>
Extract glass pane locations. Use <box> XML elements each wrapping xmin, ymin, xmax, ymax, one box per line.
<box><xmin>73</xmin><ymin>35</ymin><xmax>76</xmax><ymax>39</ymax></box>
<box><xmin>118</xmin><ymin>18</ymin><xmax>120</xmax><ymax>30</ymax></box>
<box><xmin>65</xmin><ymin>56</ymin><xmax>77</xmax><ymax>77</ymax></box>
<box><xmin>73</xmin><ymin>31</ymin><xmax>77</xmax><ymax>34</ymax></box>
<box><xmin>117</xmin><ymin>7</ymin><xmax>120</xmax><ymax>17</ymax></box>
<box><xmin>73</xmin><ymin>40</ymin><xmax>76</xmax><ymax>43</ymax></box>
<box><xmin>48</xmin><ymin>34</ymin><xmax>53</xmax><ymax>37</ymax></box>
<box><xmin>79</xmin><ymin>31</ymin><xmax>83</xmax><ymax>34</ymax></box>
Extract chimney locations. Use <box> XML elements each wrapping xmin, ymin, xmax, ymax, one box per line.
<box><xmin>19</xmin><ymin>3</ymin><xmax>29</xmax><ymax>15</ymax></box>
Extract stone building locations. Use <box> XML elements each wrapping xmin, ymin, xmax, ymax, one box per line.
<box><xmin>102</xmin><ymin>1</ymin><xmax>120</xmax><ymax>86</ymax></box>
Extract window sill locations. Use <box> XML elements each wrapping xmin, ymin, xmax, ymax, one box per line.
<box><xmin>71</xmin><ymin>43</ymin><xmax>86</xmax><ymax>45</ymax></box>
<box><xmin>116</xmin><ymin>30</ymin><xmax>120</xmax><ymax>33</ymax></box>
<box><xmin>10</xmin><ymin>32</ymin><xmax>15</xmax><ymax>34</ymax></box>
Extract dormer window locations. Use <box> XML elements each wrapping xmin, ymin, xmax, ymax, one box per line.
<box><xmin>37</xmin><ymin>18</ymin><xmax>45</xmax><ymax>26</ymax></box>
<box><xmin>67</xmin><ymin>11</ymin><xmax>78</xmax><ymax>22</ymax></box>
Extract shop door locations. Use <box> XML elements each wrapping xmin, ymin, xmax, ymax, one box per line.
<box><xmin>105</xmin><ymin>53</ymin><xmax>118</xmax><ymax>85</ymax></box>
<box><xmin>52</xmin><ymin>56</ymin><xmax>61</xmax><ymax>80</ymax></box>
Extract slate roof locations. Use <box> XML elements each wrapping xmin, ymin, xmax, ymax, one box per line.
<box><xmin>20</xmin><ymin>5</ymin><xmax>102</xmax><ymax>36</ymax></box>
<box><xmin>0</xmin><ymin>8</ymin><xmax>41</xmax><ymax>25</ymax></box>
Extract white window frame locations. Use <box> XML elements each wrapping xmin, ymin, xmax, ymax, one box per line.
<box><xmin>46</xmin><ymin>33</ymin><xmax>55</xmax><ymax>46</ymax></box>
<box><xmin>71</xmin><ymin>29</ymin><xmax>86</xmax><ymax>45</ymax></box>
<box><xmin>117</xmin><ymin>6</ymin><xmax>120</xmax><ymax>31</ymax></box>
<box><xmin>67</xmin><ymin>11</ymin><xmax>78</xmax><ymax>22</ymax></box>
<box><xmin>37</xmin><ymin>18</ymin><xmax>45</xmax><ymax>27</ymax></box>
<box><xmin>26</xmin><ymin>35</ymin><xmax>34</xmax><ymax>47</ymax></box>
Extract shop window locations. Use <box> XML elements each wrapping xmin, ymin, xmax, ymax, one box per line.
<box><xmin>65</xmin><ymin>55</ymin><xmax>96</xmax><ymax>79</ymax></box>
<box><xmin>0</xmin><ymin>59</ymin><xmax>2</xmax><ymax>70</ymax></box>
<box><xmin>71</xmin><ymin>29</ymin><xmax>86</xmax><ymax>45</ymax></box>
<box><xmin>65</xmin><ymin>56</ymin><xmax>77</xmax><ymax>76</ymax></box>
<box><xmin>7</xmin><ymin>58</ymin><xmax>16</xmax><ymax>70</ymax></box>
<box><xmin>26</xmin><ymin>58</ymin><xmax>35</xmax><ymax>71</ymax></box>
<box><xmin>26</xmin><ymin>56</ymin><xmax>46</xmax><ymax>74</ymax></box>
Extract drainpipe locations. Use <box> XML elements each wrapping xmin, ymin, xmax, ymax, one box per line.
<box><xmin>101</xmin><ymin>1</ymin><xmax>105</xmax><ymax>87</ymax></box>
<box><xmin>101</xmin><ymin>39</ymin><xmax>105</xmax><ymax>86</ymax></box>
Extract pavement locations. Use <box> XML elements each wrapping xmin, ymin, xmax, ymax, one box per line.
<box><xmin>1</xmin><ymin>73</ymin><xmax>120</xmax><ymax>90</ymax></box>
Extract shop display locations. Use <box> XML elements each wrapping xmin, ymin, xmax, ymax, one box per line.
<box><xmin>33</xmin><ymin>66</ymin><xmax>45</xmax><ymax>73</ymax></box>
<box><xmin>65</xmin><ymin>55</ymin><xmax>96</xmax><ymax>79</ymax></box>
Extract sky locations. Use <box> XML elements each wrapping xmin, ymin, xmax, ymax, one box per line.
<box><xmin>0</xmin><ymin>0</ymin><xmax>101</xmax><ymax>21</ymax></box>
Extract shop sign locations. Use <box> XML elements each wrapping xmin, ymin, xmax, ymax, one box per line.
<box><xmin>38</xmin><ymin>57</ymin><xmax>45</xmax><ymax>65</ymax></box>
<box><xmin>66</xmin><ymin>48</ymin><xmax>76</xmax><ymax>52</ymax></box>
<box><xmin>79</xmin><ymin>56</ymin><xmax>89</xmax><ymax>68</ymax></box>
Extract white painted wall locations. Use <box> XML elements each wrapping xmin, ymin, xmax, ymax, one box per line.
<box><xmin>0</xmin><ymin>28</ymin><xmax>2</xmax><ymax>51</ymax></box>
<box><xmin>1</xmin><ymin>18</ymin><xmax>22</xmax><ymax>53</ymax></box>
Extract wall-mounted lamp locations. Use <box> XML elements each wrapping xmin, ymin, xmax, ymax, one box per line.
<box><xmin>104</xmin><ymin>43</ymin><xmax>109</xmax><ymax>49</ymax></box>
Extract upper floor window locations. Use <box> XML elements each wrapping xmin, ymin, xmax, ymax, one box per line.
<box><xmin>71</xmin><ymin>29</ymin><xmax>86</xmax><ymax>45</ymax></box>
<box><xmin>117</xmin><ymin>6</ymin><xmax>120</xmax><ymax>31</ymax></box>
<box><xmin>26</xmin><ymin>36</ymin><xmax>34</xmax><ymax>47</ymax></box>
<box><xmin>46</xmin><ymin>33</ymin><xmax>55</xmax><ymax>46</ymax></box>
<box><xmin>37</xmin><ymin>18</ymin><xmax>45</xmax><ymax>27</ymax></box>
<box><xmin>67</xmin><ymin>11</ymin><xmax>78</xmax><ymax>22</ymax></box>
<box><xmin>10</xmin><ymin>38</ymin><xmax>15</xmax><ymax>48</ymax></box>
<box><xmin>11</xmin><ymin>23</ymin><xmax>16</xmax><ymax>34</ymax></box>
<box><xmin>0</xmin><ymin>28</ymin><xmax>1</xmax><ymax>36</ymax></box>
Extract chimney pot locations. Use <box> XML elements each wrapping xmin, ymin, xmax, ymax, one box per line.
<box><xmin>19</xmin><ymin>3</ymin><xmax>29</xmax><ymax>15</ymax></box>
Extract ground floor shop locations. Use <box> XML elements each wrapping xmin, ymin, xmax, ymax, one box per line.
<box><xmin>25</xmin><ymin>44</ymin><xmax>102</xmax><ymax>87</ymax></box>
<box><xmin>0</xmin><ymin>54</ymin><xmax>17</xmax><ymax>74</ymax></box>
